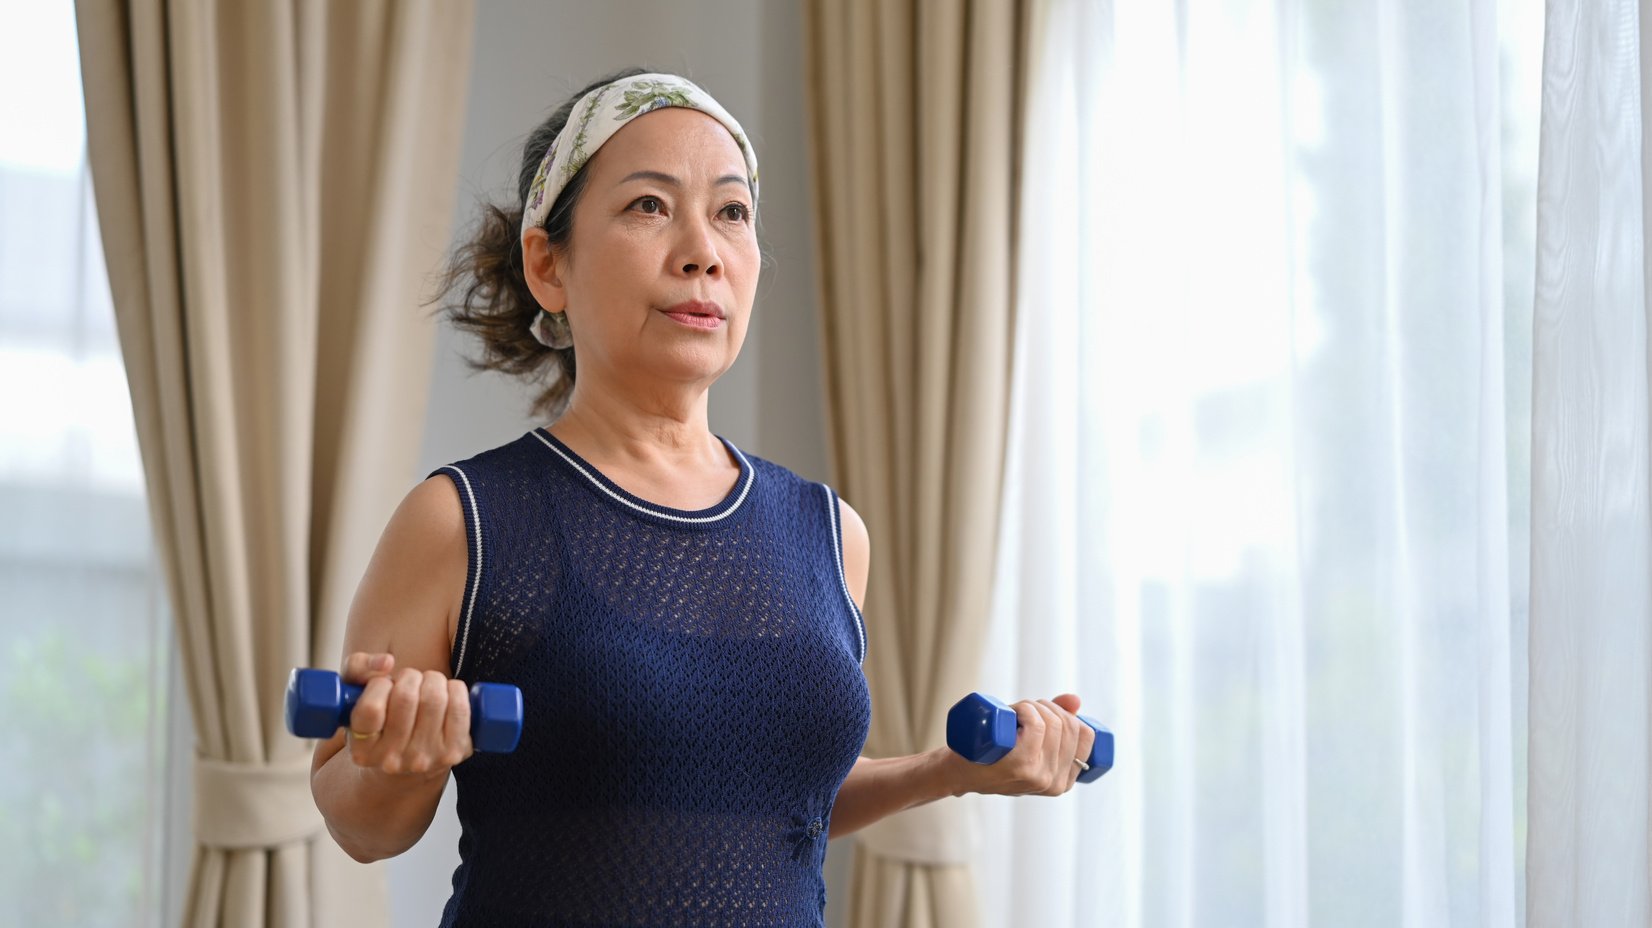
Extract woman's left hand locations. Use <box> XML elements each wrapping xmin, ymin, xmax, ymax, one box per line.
<box><xmin>946</xmin><ymin>693</ymin><xmax>1096</xmax><ymax>798</ymax></box>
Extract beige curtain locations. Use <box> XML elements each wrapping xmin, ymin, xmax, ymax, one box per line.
<box><xmin>804</xmin><ymin>2</ymin><xmax>1029</xmax><ymax>925</ymax></box>
<box><xmin>74</xmin><ymin>1</ymin><xmax>475</xmax><ymax>924</ymax></box>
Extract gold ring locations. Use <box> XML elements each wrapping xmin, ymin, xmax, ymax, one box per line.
<box><xmin>349</xmin><ymin>728</ymin><xmax>379</xmax><ymax>741</ymax></box>
<box><xmin>1073</xmin><ymin>757</ymin><xmax>1091</xmax><ymax>772</ymax></box>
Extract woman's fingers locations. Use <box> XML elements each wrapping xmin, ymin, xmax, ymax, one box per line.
<box><xmin>348</xmin><ymin>674</ymin><xmax>394</xmax><ymax>765</ymax></box>
<box><xmin>1007</xmin><ymin>697</ymin><xmax>1087</xmax><ymax>796</ymax></box>
<box><xmin>340</xmin><ymin>650</ymin><xmax>395</xmax><ymax>764</ymax></box>
<box><xmin>1006</xmin><ymin>699</ymin><xmax>1053</xmax><ymax>794</ymax></box>
<box><xmin>440</xmin><ymin>678</ymin><xmax>474</xmax><ymax>768</ymax></box>
<box><xmin>341</xmin><ymin>650</ymin><xmax>394</xmax><ymax>685</ymax></box>
<box><xmin>401</xmin><ymin>670</ymin><xmax>451</xmax><ymax>775</ymax></box>
<box><xmin>1074</xmin><ymin>716</ymin><xmax>1097</xmax><ymax>783</ymax></box>
<box><xmin>373</xmin><ymin>668</ymin><xmax>425</xmax><ymax>773</ymax></box>
<box><xmin>1041</xmin><ymin>698</ymin><xmax>1081</xmax><ymax>795</ymax></box>
<box><xmin>1034</xmin><ymin>699</ymin><xmax>1071</xmax><ymax>795</ymax></box>
<box><xmin>342</xmin><ymin>662</ymin><xmax>471</xmax><ymax>779</ymax></box>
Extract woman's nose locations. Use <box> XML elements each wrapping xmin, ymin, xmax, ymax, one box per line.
<box><xmin>675</xmin><ymin>218</ymin><xmax>720</xmax><ymax>277</ymax></box>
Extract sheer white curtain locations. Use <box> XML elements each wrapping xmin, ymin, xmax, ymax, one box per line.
<box><xmin>1525</xmin><ymin>0</ymin><xmax>1652</xmax><ymax>924</ymax></box>
<box><xmin>973</xmin><ymin>0</ymin><xmax>1541</xmax><ymax>925</ymax></box>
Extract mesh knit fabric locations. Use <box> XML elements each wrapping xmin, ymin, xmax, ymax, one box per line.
<box><xmin>431</xmin><ymin>429</ymin><xmax>871</xmax><ymax>927</ymax></box>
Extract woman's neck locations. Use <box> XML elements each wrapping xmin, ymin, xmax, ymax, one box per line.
<box><xmin>550</xmin><ymin>378</ymin><xmax>724</xmax><ymax>471</ymax></box>
<box><xmin>546</xmin><ymin>380</ymin><xmax>742</xmax><ymax>511</ymax></box>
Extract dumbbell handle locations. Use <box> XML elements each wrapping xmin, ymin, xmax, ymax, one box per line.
<box><xmin>946</xmin><ymin>692</ymin><xmax>1114</xmax><ymax>783</ymax></box>
<box><xmin>284</xmin><ymin>668</ymin><xmax>523</xmax><ymax>754</ymax></box>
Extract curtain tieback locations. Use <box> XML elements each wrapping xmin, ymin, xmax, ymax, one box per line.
<box><xmin>853</xmin><ymin>795</ymin><xmax>979</xmax><ymax>866</ymax></box>
<box><xmin>193</xmin><ymin>754</ymin><xmax>325</xmax><ymax>849</ymax></box>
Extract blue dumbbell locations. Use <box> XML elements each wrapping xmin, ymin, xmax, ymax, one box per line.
<box><xmin>946</xmin><ymin>692</ymin><xmax>1113</xmax><ymax>783</ymax></box>
<box><xmin>284</xmin><ymin>668</ymin><xmax>523</xmax><ymax>754</ymax></box>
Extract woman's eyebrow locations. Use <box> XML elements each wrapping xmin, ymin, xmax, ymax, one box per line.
<box><xmin>619</xmin><ymin>170</ymin><xmax>750</xmax><ymax>192</ymax></box>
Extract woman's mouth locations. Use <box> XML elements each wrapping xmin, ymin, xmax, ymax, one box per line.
<box><xmin>660</xmin><ymin>301</ymin><xmax>725</xmax><ymax>330</ymax></box>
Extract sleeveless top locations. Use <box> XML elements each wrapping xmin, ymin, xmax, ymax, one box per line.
<box><xmin>430</xmin><ymin>428</ymin><xmax>872</xmax><ymax>927</ymax></box>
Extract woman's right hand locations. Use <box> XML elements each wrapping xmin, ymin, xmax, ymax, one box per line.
<box><xmin>342</xmin><ymin>651</ymin><xmax>474</xmax><ymax>780</ymax></box>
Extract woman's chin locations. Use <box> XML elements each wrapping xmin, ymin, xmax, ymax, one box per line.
<box><xmin>647</xmin><ymin>331</ymin><xmax>741</xmax><ymax>374</ymax></box>
<box><xmin>636</xmin><ymin>344</ymin><xmax>738</xmax><ymax>388</ymax></box>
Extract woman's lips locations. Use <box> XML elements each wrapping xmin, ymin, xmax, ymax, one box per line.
<box><xmin>660</xmin><ymin>301</ymin><xmax>725</xmax><ymax>329</ymax></box>
<box><xmin>661</xmin><ymin>310</ymin><xmax>724</xmax><ymax>329</ymax></box>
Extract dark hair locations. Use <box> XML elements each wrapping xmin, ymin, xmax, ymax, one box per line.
<box><xmin>433</xmin><ymin>67</ymin><xmax>652</xmax><ymax>418</ymax></box>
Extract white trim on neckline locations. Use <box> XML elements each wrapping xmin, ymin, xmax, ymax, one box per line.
<box><xmin>530</xmin><ymin>430</ymin><xmax>755</xmax><ymax>524</ymax></box>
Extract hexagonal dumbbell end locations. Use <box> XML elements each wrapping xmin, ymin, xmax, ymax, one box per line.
<box><xmin>946</xmin><ymin>692</ymin><xmax>1113</xmax><ymax>782</ymax></box>
<box><xmin>946</xmin><ymin>692</ymin><xmax>1020</xmax><ymax>765</ymax></box>
<box><xmin>1074</xmin><ymin>714</ymin><xmax>1114</xmax><ymax>783</ymax></box>
<box><xmin>284</xmin><ymin>668</ymin><xmax>523</xmax><ymax>754</ymax></box>
<box><xmin>467</xmin><ymin>682</ymin><xmax>524</xmax><ymax>753</ymax></box>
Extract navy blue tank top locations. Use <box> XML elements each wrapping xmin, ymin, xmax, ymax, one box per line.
<box><xmin>429</xmin><ymin>428</ymin><xmax>871</xmax><ymax>927</ymax></box>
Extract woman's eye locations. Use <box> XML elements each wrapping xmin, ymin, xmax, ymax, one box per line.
<box><xmin>721</xmin><ymin>202</ymin><xmax>751</xmax><ymax>222</ymax></box>
<box><xmin>632</xmin><ymin>196</ymin><xmax>664</xmax><ymax>214</ymax></box>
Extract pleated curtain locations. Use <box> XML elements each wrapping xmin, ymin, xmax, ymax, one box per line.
<box><xmin>1526</xmin><ymin>0</ymin><xmax>1652</xmax><ymax>922</ymax></box>
<box><xmin>803</xmin><ymin>2</ymin><xmax>1028</xmax><ymax>925</ymax></box>
<box><xmin>74</xmin><ymin>1</ymin><xmax>475</xmax><ymax>924</ymax></box>
<box><xmin>977</xmin><ymin>1</ymin><xmax>1530</xmax><ymax>924</ymax></box>
<box><xmin>808</xmin><ymin>0</ymin><xmax>1652</xmax><ymax>924</ymax></box>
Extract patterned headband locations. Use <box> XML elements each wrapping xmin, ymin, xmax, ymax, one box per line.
<box><xmin>519</xmin><ymin>72</ymin><xmax>760</xmax><ymax>238</ymax></box>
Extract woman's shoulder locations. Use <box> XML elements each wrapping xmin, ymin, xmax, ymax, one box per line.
<box><xmin>427</xmin><ymin>429</ymin><xmax>579</xmax><ymax>505</ymax></box>
<box><xmin>733</xmin><ymin>444</ymin><xmax>822</xmax><ymax>490</ymax></box>
<box><xmin>735</xmin><ymin>447</ymin><xmax>864</xmax><ymax>526</ymax></box>
<box><xmin>430</xmin><ymin>429</ymin><xmax>551</xmax><ymax>478</ymax></box>
<box><xmin>735</xmin><ymin>448</ymin><xmax>871</xmax><ymax>608</ymax></box>
<box><xmin>738</xmin><ymin>448</ymin><xmax>836</xmax><ymax>510</ymax></box>
<box><xmin>346</xmin><ymin>471</ymin><xmax>470</xmax><ymax>673</ymax></box>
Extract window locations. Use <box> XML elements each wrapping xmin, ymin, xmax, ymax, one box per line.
<box><xmin>0</xmin><ymin>4</ymin><xmax>185</xmax><ymax>924</ymax></box>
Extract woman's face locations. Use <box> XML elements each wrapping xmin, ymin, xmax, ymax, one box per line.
<box><xmin>551</xmin><ymin>107</ymin><xmax>760</xmax><ymax>394</ymax></box>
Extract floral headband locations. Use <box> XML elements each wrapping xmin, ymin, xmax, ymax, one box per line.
<box><xmin>519</xmin><ymin>73</ymin><xmax>760</xmax><ymax>238</ymax></box>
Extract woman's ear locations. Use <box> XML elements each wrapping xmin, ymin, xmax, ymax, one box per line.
<box><xmin>521</xmin><ymin>227</ymin><xmax>567</xmax><ymax>314</ymax></box>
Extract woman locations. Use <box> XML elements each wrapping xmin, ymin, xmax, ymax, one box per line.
<box><xmin>309</xmin><ymin>68</ymin><xmax>1096</xmax><ymax>926</ymax></box>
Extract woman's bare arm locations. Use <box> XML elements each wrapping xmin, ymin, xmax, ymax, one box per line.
<box><xmin>827</xmin><ymin>499</ymin><xmax>965</xmax><ymax>836</ymax></box>
<box><xmin>309</xmin><ymin>475</ymin><xmax>472</xmax><ymax>862</ymax></box>
<box><xmin>825</xmin><ymin>498</ymin><xmax>1094</xmax><ymax>839</ymax></box>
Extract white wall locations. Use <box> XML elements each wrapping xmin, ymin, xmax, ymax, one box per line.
<box><xmin>397</xmin><ymin>2</ymin><xmax>852</xmax><ymax>924</ymax></box>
